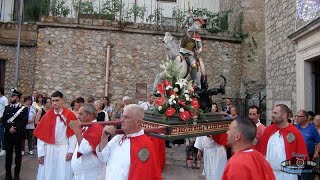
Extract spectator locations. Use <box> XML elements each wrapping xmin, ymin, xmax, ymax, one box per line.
<box><xmin>229</xmin><ymin>106</ymin><xmax>238</xmax><ymax>119</ymax></box>
<box><xmin>32</xmin><ymin>94</ymin><xmax>43</xmax><ymax>111</ymax></box>
<box><xmin>0</xmin><ymin>87</ymin><xmax>9</xmax><ymax>157</ymax></box>
<box><xmin>140</xmin><ymin>94</ymin><xmax>155</xmax><ymax>111</ymax></box>
<box><xmin>22</xmin><ymin>96</ymin><xmax>37</xmax><ymax>155</ymax></box>
<box><xmin>114</xmin><ymin>102</ymin><xmax>125</xmax><ymax>119</ymax></box>
<box><xmin>94</xmin><ymin>100</ymin><xmax>109</xmax><ymax>122</ymax></box>
<box><xmin>123</xmin><ymin>96</ymin><xmax>133</xmax><ymax>106</ymax></box>
<box><xmin>102</xmin><ymin>96</ymin><xmax>113</xmax><ymax>120</ymax></box>
<box><xmin>222</xmin><ymin>98</ymin><xmax>232</xmax><ymax>116</ymax></box>
<box><xmin>211</xmin><ymin>103</ymin><xmax>219</xmax><ymax>112</ymax></box>
<box><xmin>314</xmin><ymin>115</ymin><xmax>320</xmax><ymax>135</ymax></box>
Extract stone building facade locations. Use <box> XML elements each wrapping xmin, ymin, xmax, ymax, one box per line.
<box><xmin>0</xmin><ymin>0</ymin><xmax>267</xmax><ymax>113</ymax></box>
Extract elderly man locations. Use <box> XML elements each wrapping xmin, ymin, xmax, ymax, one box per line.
<box><xmin>256</xmin><ymin>104</ymin><xmax>308</xmax><ymax>180</ymax></box>
<box><xmin>34</xmin><ymin>91</ymin><xmax>77</xmax><ymax>180</ymax></box>
<box><xmin>97</xmin><ymin>104</ymin><xmax>162</xmax><ymax>180</ymax></box>
<box><xmin>69</xmin><ymin>103</ymin><xmax>105</xmax><ymax>180</ymax></box>
<box><xmin>248</xmin><ymin>105</ymin><xmax>266</xmax><ymax>145</ymax></box>
<box><xmin>222</xmin><ymin>118</ymin><xmax>275</xmax><ymax>179</ymax></box>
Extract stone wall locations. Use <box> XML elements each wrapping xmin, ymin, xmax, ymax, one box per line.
<box><xmin>35</xmin><ymin>26</ymin><xmax>243</xmax><ymax>105</ymax></box>
<box><xmin>265</xmin><ymin>0</ymin><xmax>297</xmax><ymax>123</ymax></box>
<box><xmin>0</xmin><ymin>22</ymin><xmax>37</xmax><ymax>98</ymax></box>
<box><xmin>0</xmin><ymin>45</ymin><xmax>37</xmax><ymax>97</ymax></box>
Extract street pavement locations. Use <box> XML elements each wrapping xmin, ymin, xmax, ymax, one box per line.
<box><xmin>0</xmin><ymin>145</ymin><xmax>205</xmax><ymax>180</ymax></box>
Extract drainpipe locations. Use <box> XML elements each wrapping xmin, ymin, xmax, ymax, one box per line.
<box><xmin>105</xmin><ymin>44</ymin><xmax>111</xmax><ymax>96</ymax></box>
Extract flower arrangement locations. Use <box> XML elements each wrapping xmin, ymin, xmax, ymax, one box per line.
<box><xmin>154</xmin><ymin>60</ymin><xmax>202</xmax><ymax>122</ymax></box>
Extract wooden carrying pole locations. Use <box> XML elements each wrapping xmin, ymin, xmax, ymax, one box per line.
<box><xmin>81</xmin><ymin>121</ymin><xmax>167</xmax><ymax>135</ymax></box>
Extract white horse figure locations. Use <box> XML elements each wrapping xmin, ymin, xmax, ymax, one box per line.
<box><xmin>153</xmin><ymin>32</ymin><xmax>206</xmax><ymax>94</ymax></box>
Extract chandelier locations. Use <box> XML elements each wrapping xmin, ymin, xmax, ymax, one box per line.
<box><xmin>297</xmin><ymin>0</ymin><xmax>320</xmax><ymax>21</ymax></box>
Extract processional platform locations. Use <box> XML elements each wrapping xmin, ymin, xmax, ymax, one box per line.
<box><xmin>142</xmin><ymin>111</ymin><xmax>232</xmax><ymax>141</ymax></box>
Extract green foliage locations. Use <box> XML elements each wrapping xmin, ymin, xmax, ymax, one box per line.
<box><xmin>51</xmin><ymin>0</ymin><xmax>70</xmax><ymax>17</ymax></box>
<box><xmin>233</xmin><ymin>12</ymin><xmax>248</xmax><ymax>41</ymax></box>
<box><xmin>100</xmin><ymin>0</ymin><xmax>122</xmax><ymax>20</ymax></box>
<box><xmin>123</xmin><ymin>4</ymin><xmax>146</xmax><ymax>22</ymax></box>
<box><xmin>25</xmin><ymin>0</ymin><xmax>40</xmax><ymax>21</ymax></box>
<box><xmin>172</xmin><ymin>7</ymin><xmax>185</xmax><ymax>24</ymax></box>
<box><xmin>193</xmin><ymin>8</ymin><xmax>232</xmax><ymax>34</ymax></box>
<box><xmin>146</xmin><ymin>8</ymin><xmax>164</xmax><ymax>26</ymax></box>
<box><xmin>79</xmin><ymin>1</ymin><xmax>94</xmax><ymax>14</ymax></box>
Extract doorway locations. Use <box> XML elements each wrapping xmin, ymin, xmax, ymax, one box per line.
<box><xmin>0</xmin><ymin>60</ymin><xmax>5</xmax><ymax>88</ymax></box>
<box><xmin>313</xmin><ymin>60</ymin><xmax>320</xmax><ymax>114</ymax></box>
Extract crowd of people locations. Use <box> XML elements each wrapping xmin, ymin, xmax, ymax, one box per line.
<box><xmin>0</xmin><ymin>88</ymin><xmax>320</xmax><ymax>180</ymax></box>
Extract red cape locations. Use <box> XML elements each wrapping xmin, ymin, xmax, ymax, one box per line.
<box><xmin>128</xmin><ymin>134</ymin><xmax>162</xmax><ymax>180</ymax></box>
<box><xmin>212</xmin><ymin>133</ymin><xmax>228</xmax><ymax>148</ymax></box>
<box><xmin>33</xmin><ymin>107</ymin><xmax>77</xmax><ymax>144</ymax></box>
<box><xmin>77</xmin><ymin>124</ymin><xmax>103</xmax><ymax>158</ymax></box>
<box><xmin>222</xmin><ymin>149</ymin><xmax>275</xmax><ymax>180</ymax></box>
<box><xmin>255</xmin><ymin>124</ymin><xmax>309</xmax><ymax>160</ymax></box>
<box><xmin>148</xmin><ymin>136</ymin><xmax>166</xmax><ymax>172</ymax></box>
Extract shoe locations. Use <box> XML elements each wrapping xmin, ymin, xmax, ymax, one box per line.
<box><xmin>29</xmin><ymin>151</ymin><xmax>34</xmax><ymax>155</ymax></box>
<box><xmin>0</xmin><ymin>150</ymin><xmax>6</xmax><ymax>156</ymax></box>
<box><xmin>5</xmin><ymin>176</ymin><xmax>13</xmax><ymax>180</ymax></box>
<box><xmin>21</xmin><ymin>151</ymin><xmax>24</xmax><ymax>156</ymax></box>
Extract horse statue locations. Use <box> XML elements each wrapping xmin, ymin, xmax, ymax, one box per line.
<box><xmin>153</xmin><ymin>32</ymin><xmax>226</xmax><ymax>112</ymax></box>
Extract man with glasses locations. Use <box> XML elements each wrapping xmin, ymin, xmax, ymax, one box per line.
<box><xmin>295</xmin><ymin>110</ymin><xmax>320</xmax><ymax>179</ymax></box>
<box><xmin>256</xmin><ymin>104</ymin><xmax>308</xmax><ymax>180</ymax></box>
<box><xmin>248</xmin><ymin>105</ymin><xmax>266</xmax><ymax>145</ymax></box>
<box><xmin>34</xmin><ymin>91</ymin><xmax>77</xmax><ymax>180</ymax></box>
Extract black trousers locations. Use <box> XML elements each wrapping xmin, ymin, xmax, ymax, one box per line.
<box><xmin>4</xmin><ymin>131</ymin><xmax>23</xmax><ymax>178</ymax></box>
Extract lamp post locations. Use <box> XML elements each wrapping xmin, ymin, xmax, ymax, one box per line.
<box><xmin>14</xmin><ymin>0</ymin><xmax>23</xmax><ymax>88</ymax></box>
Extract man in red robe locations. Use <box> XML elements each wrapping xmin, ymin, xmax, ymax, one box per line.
<box><xmin>97</xmin><ymin>104</ymin><xmax>162</xmax><ymax>180</ymax></box>
<box><xmin>33</xmin><ymin>91</ymin><xmax>77</xmax><ymax>180</ymax></box>
<box><xmin>255</xmin><ymin>104</ymin><xmax>308</xmax><ymax>180</ymax></box>
<box><xmin>222</xmin><ymin>118</ymin><xmax>275</xmax><ymax>180</ymax></box>
<box><xmin>248</xmin><ymin>105</ymin><xmax>266</xmax><ymax>145</ymax></box>
<box><xmin>68</xmin><ymin>103</ymin><xmax>105</xmax><ymax>180</ymax></box>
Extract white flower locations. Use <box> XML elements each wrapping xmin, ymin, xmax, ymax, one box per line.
<box><xmin>168</xmin><ymin>99</ymin><xmax>173</xmax><ymax>105</ymax></box>
<box><xmin>173</xmin><ymin>87</ymin><xmax>179</xmax><ymax>92</ymax></box>
<box><xmin>158</xmin><ymin>106</ymin><xmax>162</xmax><ymax>111</ymax></box>
<box><xmin>166</xmin><ymin>85</ymin><xmax>173</xmax><ymax>90</ymax></box>
<box><xmin>184</xmin><ymin>90</ymin><xmax>189</xmax><ymax>94</ymax></box>
<box><xmin>186</xmin><ymin>96</ymin><xmax>190</xmax><ymax>101</ymax></box>
<box><xmin>172</xmin><ymin>100</ymin><xmax>176</xmax><ymax>104</ymax></box>
<box><xmin>179</xmin><ymin>108</ymin><xmax>184</xmax><ymax>112</ymax></box>
<box><xmin>175</xmin><ymin>79</ymin><xmax>187</xmax><ymax>89</ymax></box>
<box><xmin>170</xmin><ymin>94</ymin><xmax>175</xmax><ymax>99</ymax></box>
<box><xmin>186</xmin><ymin>81</ymin><xmax>193</xmax><ymax>90</ymax></box>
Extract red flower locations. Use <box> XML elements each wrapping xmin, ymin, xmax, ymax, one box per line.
<box><xmin>178</xmin><ymin>99</ymin><xmax>186</xmax><ymax>107</ymax></box>
<box><xmin>157</xmin><ymin>83</ymin><xmax>165</xmax><ymax>95</ymax></box>
<box><xmin>179</xmin><ymin>111</ymin><xmax>190</xmax><ymax>121</ymax></box>
<box><xmin>191</xmin><ymin>98</ymin><xmax>200</xmax><ymax>110</ymax></box>
<box><xmin>155</xmin><ymin>97</ymin><xmax>166</xmax><ymax>106</ymax></box>
<box><xmin>162</xmin><ymin>80</ymin><xmax>172</xmax><ymax>87</ymax></box>
<box><xmin>165</xmin><ymin>107</ymin><xmax>176</xmax><ymax>117</ymax></box>
<box><xmin>169</xmin><ymin>90</ymin><xmax>177</xmax><ymax>97</ymax></box>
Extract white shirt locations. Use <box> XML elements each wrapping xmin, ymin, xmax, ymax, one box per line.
<box><xmin>71</xmin><ymin>120</ymin><xmax>105</xmax><ymax>173</ymax></box>
<box><xmin>37</xmin><ymin>109</ymin><xmax>76</xmax><ymax>157</ymax></box>
<box><xmin>0</xmin><ymin>95</ymin><xmax>8</xmax><ymax>118</ymax></box>
<box><xmin>25</xmin><ymin>105</ymin><xmax>36</xmax><ymax>129</ymax></box>
<box><xmin>97</xmin><ymin>130</ymin><xmax>145</xmax><ymax>180</ymax></box>
<box><xmin>140</xmin><ymin>101</ymin><xmax>154</xmax><ymax>111</ymax></box>
<box><xmin>266</xmin><ymin>131</ymin><xmax>298</xmax><ymax>180</ymax></box>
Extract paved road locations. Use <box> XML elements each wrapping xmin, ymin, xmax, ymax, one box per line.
<box><xmin>0</xmin><ymin>145</ymin><xmax>204</xmax><ymax>180</ymax></box>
